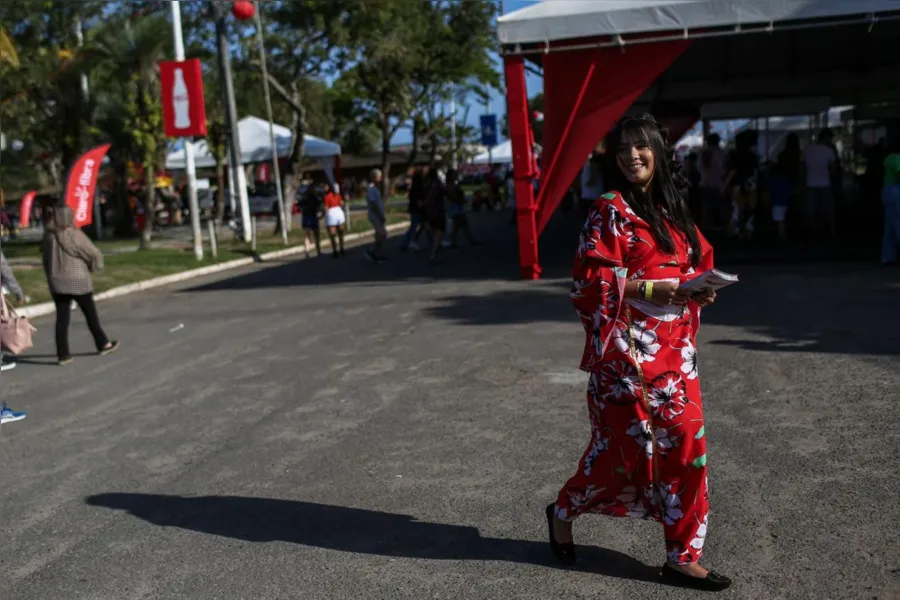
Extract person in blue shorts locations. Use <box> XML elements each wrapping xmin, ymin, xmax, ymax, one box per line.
<box><xmin>300</xmin><ymin>185</ymin><xmax>322</xmax><ymax>257</ymax></box>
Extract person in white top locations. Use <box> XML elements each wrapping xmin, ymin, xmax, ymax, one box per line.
<box><xmin>365</xmin><ymin>169</ymin><xmax>389</xmax><ymax>262</ymax></box>
<box><xmin>802</xmin><ymin>129</ymin><xmax>837</xmax><ymax>238</ymax></box>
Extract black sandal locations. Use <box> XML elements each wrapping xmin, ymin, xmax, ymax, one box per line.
<box><xmin>545</xmin><ymin>503</ymin><xmax>576</xmax><ymax>566</ymax></box>
<box><xmin>660</xmin><ymin>563</ymin><xmax>732</xmax><ymax>591</ymax></box>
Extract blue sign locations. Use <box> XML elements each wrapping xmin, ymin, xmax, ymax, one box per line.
<box><xmin>480</xmin><ymin>114</ymin><xmax>498</xmax><ymax>147</ymax></box>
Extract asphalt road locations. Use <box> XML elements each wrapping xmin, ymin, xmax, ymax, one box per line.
<box><xmin>0</xmin><ymin>211</ymin><xmax>897</xmax><ymax>600</ymax></box>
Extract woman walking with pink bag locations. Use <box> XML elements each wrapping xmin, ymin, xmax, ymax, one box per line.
<box><xmin>0</xmin><ymin>249</ymin><xmax>28</xmax><ymax>424</ymax></box>
<box><xmin>41</xmin><ymin>206</ymin><xmax>118</xmax><ymax>366</ymax></box>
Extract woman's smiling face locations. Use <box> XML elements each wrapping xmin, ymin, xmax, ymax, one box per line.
<box><xmin>616</xmin><ymin>130</ymin><xmax>656</xmax><ymax>190</ymax></box>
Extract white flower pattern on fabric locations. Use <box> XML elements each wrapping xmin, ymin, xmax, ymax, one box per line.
<box><xmin>626</xmin><ymin>419</ymin><xmax>654</xmax><ymax>458</ymax></box>
<box><xmin>654</xmin><ymin>426</ymin><xmax>680</xmax><ymax>455</ymax></box>
<box><xmin>568</xmin><ymin>485</ymin><xmax>606</xmax><ymax>513</ymax></box>
<box><xmin>583</xmin><ymin>429</ymin><xmax>610</xmax><ymax>476</ymax></box>
<box><xmin>587</xmin><ymin>372</ymin><xmax>605</xmax><ymax>411</ymax></box>
<box><xmin>690</xmin><ymin>514</ymin><xmax>708</xmax><ymax>550</ymax></box>
<box><xmin>613</xmin><ymin>319</ymin><xmax>661</xmax><ymax>363</ymax></box>
<box><xmin>667</xmin><ymin>544</ymin><xmax>692</xmax><ymax>566</ymax></box>
<box><xmin>680</xmin><ymin>337</ymin><xmax>698</xmax><ymax>380</ymax></box>
<box><xmin>658</xmin><ymin>482</ymin><xmax>684</xmax><ymax>525</ymax></box>
<box><xmin>597</xmin><ymin>359</ymin><xmax>639</xmax><ymax>405</ymax></box>
<box><xmin>648</xmin><ymin>371</ymin><xmax>688</xmax><ymax>420</ymax></box>
<box><xmin>617</xmin><ymin>486</ymin><xmax>650</xmax><ymax>519</ymax></box>
<box><xmin>605</xmin><ymin>204</ymin><xmax>631</xmax><ymax>238</ymax></box>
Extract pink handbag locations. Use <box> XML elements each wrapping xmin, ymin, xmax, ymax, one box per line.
<box><xmin>0</xmin><ymin>296</ymin><xmax>36</xmax><ymax>355</ymax></box>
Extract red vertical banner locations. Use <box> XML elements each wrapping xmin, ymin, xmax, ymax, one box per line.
<box><xmin>65</xmin><ymin>144</ymin><xmax>111</xmax><ymax>228</ymax></box>
<box><xmin>159</xmin><ymin>59</ymin><xmax>207</xmax><ymax>138</ymax></box>
<box><xmin>19</xmin><ymin>191</ymin><xmax>36</xmax><ymax>228</ymax></box>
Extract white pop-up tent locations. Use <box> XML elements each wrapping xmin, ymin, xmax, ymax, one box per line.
<box><xmin>472</xmin><ymin>140</ymin><xmax>513</xmax><ymax>164</ymax></box>
<box><xmin>472</xmin><ymin>139</ymin><xmax>543</xmax><ymax>165</ymax></box>
<box><xmin>165</xmin><ymin>116</ymin><xmax>341</xmax><ymax>170</ymax></box>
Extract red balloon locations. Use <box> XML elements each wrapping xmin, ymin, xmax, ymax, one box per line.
<box><xmin>231</xmin><ymin>1</ymin><xmax>255</xmax><ymax>20</ymax></box>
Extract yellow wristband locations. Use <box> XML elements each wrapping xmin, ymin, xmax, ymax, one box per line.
<box><xmin>643</xmin><ymin>281</ymin><xmax>654</xmax><ymax>300</ymax></box>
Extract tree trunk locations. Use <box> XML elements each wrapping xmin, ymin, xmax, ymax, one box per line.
<box><xmin>215</xmin><ymin>158</ymin><xmax>226</xmax><ymax>222</ymax></box>
<box><xmin>140</xmin><ymin>155</ymin><xmax>155</xmax><ymax>249</ymax></box>
<box><xmin>406</xmin><ymin>116</ymin><xmax>421</xmax><ymax>170</ymax></box>
<box><xmin>380</xmin><ymin>116</ymin><xmax>392</xmax><ymax>201</ymax></box>
<box><xmin>113</xmin><ymin>159</ymin><xmax>133</xmax><ymax>237</ymax></box>
<box><xmin>428</xmin><ymin>129</ymin><xmax>439</xmax><ymax>168</ymax></box>
<box><xmin>276</xmin><ymin>83</ymin><xmax>307</xmax><ymax>235</ymax></box>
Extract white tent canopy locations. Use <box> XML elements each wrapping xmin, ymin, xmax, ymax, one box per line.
<box><xmin>675</xmin><ymin>131</ymin><xmax>703</xmax><ymax>149</ymax></box>
<box><xmin>472</xmin><ymin>140</ymin><xmax>543</xmax><ymax>165</ymax></box>
<box><xmin>498</xmin><ymin>0</ymin><xmax>900</xmax><ymax>46</ymax></box>
<box><xmin>472</xmin><ymin>140</ymin><xmax>513</xmax><ymax>165</ymax></box>
<box><xmin>166</xmin><ymin>116</ymin><xmax>341</xmax><ymax>170</ymax></box>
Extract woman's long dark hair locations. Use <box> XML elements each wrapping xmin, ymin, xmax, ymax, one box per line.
<box><xmin>606</xmin><ymin>114</ymin><xmax>701</xmax><ymax>267</ymax></box>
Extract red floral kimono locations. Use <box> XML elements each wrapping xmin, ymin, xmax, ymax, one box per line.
<box><xmin>554</xmin><ymin>191</ymin><xmax>714</xmax><ymax>566</ymax></box>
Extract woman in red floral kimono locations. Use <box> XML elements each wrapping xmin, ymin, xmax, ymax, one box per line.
<box><xmin>546</xmin><ymin>115</ymin><xmax>731</xmax><ymax>592</ymax></box>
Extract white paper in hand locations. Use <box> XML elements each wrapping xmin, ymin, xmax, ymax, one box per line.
<box><xmin>679</xmin><ymin>268</ymin><xmax>739</xmax><ymax>295</ymax></box>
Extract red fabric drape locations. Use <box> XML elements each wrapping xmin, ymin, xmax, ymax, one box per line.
<box><xmin>535</xmin><ymin>41</ymin><xmax>691</xmax><ymax>234</ymax></box>
<box><xmin>504</xmin><ymin>55</ymin><xmax>541</xmax><ymax>279</ymax></box>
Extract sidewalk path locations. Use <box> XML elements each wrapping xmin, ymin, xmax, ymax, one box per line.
<box><xmin>0</xmin><ymin>211</ymin><xmax>897</xmax><ymax>599</ymax></box>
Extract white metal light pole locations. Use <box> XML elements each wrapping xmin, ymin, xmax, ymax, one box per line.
<box><xmin>486</xmin><ymin>97</ymin><xmax>493</xmax><ymax>167</ymax></box>
<box><xmin>253</xmin><ymin>1</ymin><xmax>288</xmax><ymax>245</ymax></box>
<box><xmin>170</xmin><ymin>0</ymin><xmax>204</xmax><ymax>260</ymax></box>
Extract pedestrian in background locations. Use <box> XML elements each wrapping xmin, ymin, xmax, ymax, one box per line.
<box><xmin>446</xmin><ymin>169</ymin><xmax>481</xmax><ymax>250</ymax></box>
<box><xmin>323</xmin><ymin>183</ymin><xmax>347</xmax><ymax>258</ymax></box>
<box><xmin>0</xmin><ymin>249</ymin><xmax>26</xmax><ymax>372</ymax></box>
<box><xmin>401</xmin><ymin>168</ymin><xmax>425</xmax><ymax>252</ymax></box>
<box><xmin>41</xmin><ymin>206</ymin><xmax>118</xmax><ymax>365</ymax></box>
<box><xmin>365</xmin><ymin>169</ymin><xmax>389</xmax><ymax>263</ymax></box>
<box><xmin>422</xmin><ymin>168</ymin><xmax>447</xmax><ymax>264</ymax></box>
<box><xmin>300</xmin><ymin>184</ymin><xmax>323</xmax><ymax>257</ymax></box>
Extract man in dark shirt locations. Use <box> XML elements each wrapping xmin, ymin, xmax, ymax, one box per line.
<box><xmin>300</xmin><ymin>185</ymin><xmax>322</xmax><ymax>257</ymax></box>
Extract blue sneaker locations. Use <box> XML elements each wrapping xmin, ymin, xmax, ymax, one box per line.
<box><xmin>0</xmin><ymin>405</ymin><xmax>26</xmax><ymax>424</ymax></box>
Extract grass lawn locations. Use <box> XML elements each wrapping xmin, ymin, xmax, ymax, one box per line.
<box><xmin>1</xmin><ymin>239</ymin><xmax>136</xmax><ymax>261</ymax></box>
<box><xmin>10</xmin><ymin>210</ymin><xmax>408</xmax><ymax>305</ymax></box>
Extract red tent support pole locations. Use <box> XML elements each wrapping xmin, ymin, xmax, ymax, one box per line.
<box><xmin>504</xmin><ymin>55</ymin><xmax>540</xmax><ymax>280</ymax></box>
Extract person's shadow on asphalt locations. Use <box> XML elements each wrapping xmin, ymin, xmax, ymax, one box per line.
<box><xmin>86</xmin><ymin>493</ymin><xmax>659</xmax><ymax>584</ymax></box>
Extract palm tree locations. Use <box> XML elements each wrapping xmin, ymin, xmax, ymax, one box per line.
<box><xmin>0</xmin><ymin>26</ymin><xmax>19</xmax><ymax>68</ymax></box>
<box><xmin>85</xmin><ymin>16</ymin><xmax>171</xmax><ymax>248</ymax></box>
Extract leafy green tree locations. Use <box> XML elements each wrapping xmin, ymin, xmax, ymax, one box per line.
<box><xmin>0</xmin><ymin>26</ymin><xmax>19</xmax><ymax>67</ymax></box>
<box><xmin>342</xmin><ymin>0</ymin><xmax>498</xmax><ymax>196</ymax></box>
<box><xmin>1</xmin><ymin>0</ymin><xmax>106</xmax><ymax>186</ymax></box>
<box><xmin>84</xmin><ymin>15</ymin><xmax>171</xmax><ymax>247</ymax></box>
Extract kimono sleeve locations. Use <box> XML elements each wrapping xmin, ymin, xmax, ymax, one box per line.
<box><xmin>694</xmin><ymin>227</ymin><xmax>714</xmax><ymax>273</ymax></box>
<box><xmin>570</xmin><ymin>196</ymin><xmax>629</xmax><ymax>362</ymax></box>
<box><xmin>687</xmin><ymin>226</ymin><xmax>715</xmax><ymax>336</ymax></box>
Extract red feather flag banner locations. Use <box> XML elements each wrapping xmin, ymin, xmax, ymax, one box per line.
<box><xmin>65</xmin><ymin>144</ymin><xmax>110</xmax><ymax>228</ymax></box>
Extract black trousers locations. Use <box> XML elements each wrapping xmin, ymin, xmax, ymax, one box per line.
<box><xmin>52</xmin><ymin>293</ymin><xmax>109</xmax><ymax>359</ymax></box>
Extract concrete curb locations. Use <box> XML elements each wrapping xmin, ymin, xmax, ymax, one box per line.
<box><xmin>18</xmin><ymin>220</ymin><xmax>410</xmax><ymax>320</ymax></box>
